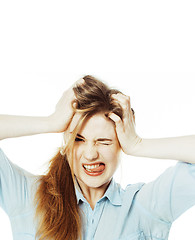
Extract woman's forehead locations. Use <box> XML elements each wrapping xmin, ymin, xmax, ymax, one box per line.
<box><xmin>79</xmin><ymin>113</ymin><xmax>116</xmax><ymax>139</ymax></box>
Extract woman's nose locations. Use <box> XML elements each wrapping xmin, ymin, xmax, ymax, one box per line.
<box><xmin>83</xmin><ymin>143</ymin><xmax>99</xmax><ymax>161</ymax></box>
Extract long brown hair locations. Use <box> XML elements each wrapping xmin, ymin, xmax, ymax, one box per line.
<box><xmin>34</xmin><ymin>75</ymin><xmax>133</xmax><ymax>240</ymax></box>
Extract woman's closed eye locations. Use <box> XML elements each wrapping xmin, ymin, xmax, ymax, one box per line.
<box><xmin>97</xmin><ymin>141</ymin><xmax>113</xmax><ymax>146</ymax></box>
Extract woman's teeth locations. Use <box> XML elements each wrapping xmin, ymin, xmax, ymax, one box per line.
<box><xmin>83</xmin><ymin>164</ymin><xmax>100</xmax><ymax>171</ymax></box>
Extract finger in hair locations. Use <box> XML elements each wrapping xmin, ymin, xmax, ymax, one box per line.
<box><xmin>107</xmin><ymin>112</ymin><xmax>122</xmax><ymax>125</ymax></box>
<box><xmin>111</xmin><ymin>93</ymin><xmax>131</xmax><ymax>106</ymax></box>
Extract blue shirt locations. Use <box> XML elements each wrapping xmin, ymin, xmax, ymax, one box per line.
<box><xmin>1</xmin><ymin>147</ymin><xmax>195</xmax><ymax>240</ymax></box>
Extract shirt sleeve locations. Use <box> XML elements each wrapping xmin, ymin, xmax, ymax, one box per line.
<box><xmin>0</xmin><ymin>148</ymin><xmax>35</xmax><ymax>217</ymax></box>
<box><xmin>135</xmin><ymin>161</ymin><xmax>195</xmax><ymax>223</ymax></box>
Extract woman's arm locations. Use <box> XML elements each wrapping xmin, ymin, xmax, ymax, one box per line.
<box><xmin>0</xmin><ymin>115</ymin><xmax>53</xmax><ymax>140</ymax></box>
<box><xmin>132</xmin><ymin>136</ymin><xmax>195</xmax><ymax>164</ymax></box>
<box><xmin>108</xmin><ymin>93</ymin><xmax>195</xmax><ymax>164</ymax></box>
<box><xmin>0</xmin><ymin>78</ymin><xmax>84</xmax><ymax>141</ymax></box>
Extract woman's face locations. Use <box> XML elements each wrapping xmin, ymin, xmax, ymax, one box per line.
<box><xmin>72</xmin><ymin>113</ymin><xmax>121</xmax><ymax>190</ymax></box>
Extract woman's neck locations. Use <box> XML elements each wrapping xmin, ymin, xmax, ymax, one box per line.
<box><xmin>75</xmin><ymin>178</ymin><xmax>111</xmax><ymax>210</ymax></box>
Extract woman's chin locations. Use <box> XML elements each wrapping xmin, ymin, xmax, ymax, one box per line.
<box><xmin>75</xmin><ymin>175</ymin><xmax>110</xmax><ymax>190</ymax></box>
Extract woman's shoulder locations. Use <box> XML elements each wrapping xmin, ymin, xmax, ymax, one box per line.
<box><xmin>110</xmin><ymin>179</ymin><xmax>145</xmax><ymax>206</ymax></box>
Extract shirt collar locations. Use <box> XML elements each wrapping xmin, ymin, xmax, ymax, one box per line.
<box><xmin>74</xmin><ymin>177</ymin><xmax>122</xmax><ymax>206</ymax></box>
<box><xmin>75</xmin><ymin>179</ymin><xmax>86</xmax><ymax>204</ymax></box>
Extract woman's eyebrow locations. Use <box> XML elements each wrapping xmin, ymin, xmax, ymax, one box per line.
<box><xmin>96</xmin><ymin>138</ymin><xmax>113</xmax><ymax>142</ymax></box>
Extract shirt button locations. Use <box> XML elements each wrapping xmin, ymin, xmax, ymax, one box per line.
<box><xmin>92</xmin><ymin>219</ymin><xmax>94</xmax><ymax>224</ymax></box>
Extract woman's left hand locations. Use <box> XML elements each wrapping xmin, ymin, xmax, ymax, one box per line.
<box><xmin>108</xmin><ymin>93</ymin><xmax>142</xmax><ymax>155</ymax></box>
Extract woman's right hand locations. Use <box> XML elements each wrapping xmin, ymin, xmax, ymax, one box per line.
<box><xmin>48</xmin><ymin>78</ymin><xmax>84</xmax><ymax>133</ymax></box>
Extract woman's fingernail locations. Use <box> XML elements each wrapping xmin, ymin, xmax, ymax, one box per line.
<box><xmin>72</xmin><ymin>100</ymin><xmax>78</xmax><ymax>108</ymax></box>
<box><xmin>73</xmin><ymin>102</ymin><xmax>76</xmax><ymax>108</ymax></box>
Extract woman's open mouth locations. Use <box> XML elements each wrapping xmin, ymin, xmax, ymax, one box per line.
<box><xmin>82</xmin><ymin>163</ymin><xmax>105</xmax><ymax>176</ymax></box>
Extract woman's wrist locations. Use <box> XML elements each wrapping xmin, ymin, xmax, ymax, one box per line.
<box><xmin>47</xmin><ymin>113</ymin><xmax>67</xmax><ymax>134</ymax></box>
<box><xmin>126</xmin><ymin>135</ymin><xmax>143</xmax><ymax>156</ymax></box>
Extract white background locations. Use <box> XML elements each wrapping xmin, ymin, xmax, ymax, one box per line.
<box><xmin>0</xmin><ymin>1</ymin><xmax>195</xmax><ymax>239</ymax></box>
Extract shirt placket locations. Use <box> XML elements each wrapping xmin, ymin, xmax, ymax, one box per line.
<box><xmin>85</xmin><ymin>200</ymin><xmax>106</xmax><ymax>240</ymax></box>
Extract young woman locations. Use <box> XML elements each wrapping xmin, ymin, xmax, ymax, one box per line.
<box><xmin>0</xmin><ymin>75</ymin><xmax>195</xmax><ymax>240</ymax></box>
